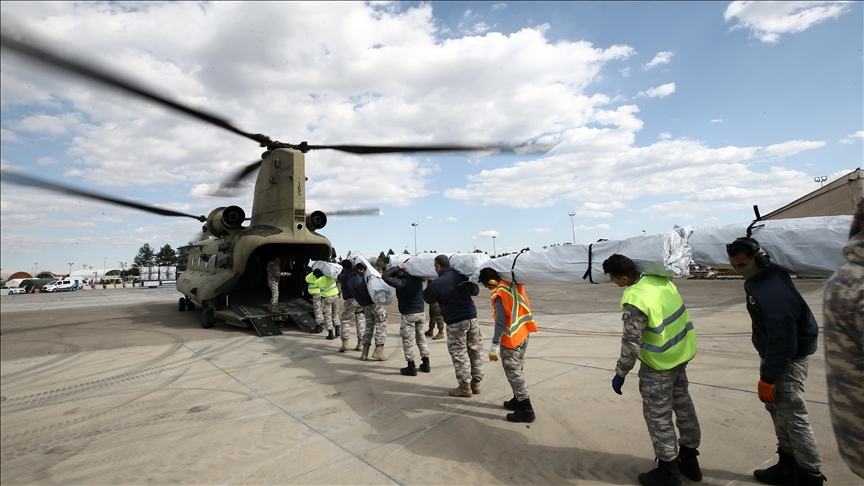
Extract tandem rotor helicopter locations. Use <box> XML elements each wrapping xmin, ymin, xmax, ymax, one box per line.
<box><xmin>0</xmin><ymin>32</ymin><xmax>548</xmax><ymax>336</ymax></box>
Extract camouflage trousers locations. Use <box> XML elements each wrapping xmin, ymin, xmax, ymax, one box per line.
<box><xmin>268</xmin><ymin>279</ymin><xmax>279</xmax><ymax>306</ymax></box>
<box><xmin>501</xmin><ymin>336</ymin><xmax>530</xmax><ymax>400</ymax></box>
<box><xmin>400</xmin><ymin>313</ymin><xmax>429</xmax><ymax>361</ymax></box>
<box><xmin>429</xmin><ymin>303</ymin><xmax>445</xmax><ymax>332</ymax></box>
<box><xmin>340</xmin><ymin>298</ymin><xmax>366</xmax><ymax>341</ymax></box>
<box><xmin>446</xmin><ymin>318</ymin><xmax>484</xmax><ymax>386</ymax></box>
<box><xmin>361</xmin><ymin>304</ymin><xmax>388</xmax><ymax>347</ymax></box>
<box><xmin>762</xmin><ymin>356</ymin><xmax>822</xmax><ymax>470</ymax></box>
<box><xmin>320</xmin><ymin>295</ymin><xmax>339</xmax><ymax>332</ymax></box>
<box><xmin>638</xmin><ymin>361</ymin><xmax>701</xmax><ymax>462</ymax></box>
<box><xmin>311</xmin><ymin>294</ymin><xmax>323</xmax><ymax>325</ymax></box>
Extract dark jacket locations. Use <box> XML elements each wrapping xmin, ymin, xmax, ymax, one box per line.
<box><xmin>337</xmin><ymin>269</ymin><xmax>354</xmax><ymax>300</ymax></box>
<box><xmin>382</xmin><ymin>266</ymin><xmax>425</xmax><ymax>315</ymax></box>
<box><xmin>423</xmin><ymin>267</ymin><xmax>479</xmax><ymax>324</ymax></box>
<box><xmin>348</xmin><ymin>272</ymin><xmax>373</xmax><ymax>307</ymax></box>
<box><xmin>744</xmin><ymin>265</ymin><xmax>819</xmax><ymax>384</ymax></box>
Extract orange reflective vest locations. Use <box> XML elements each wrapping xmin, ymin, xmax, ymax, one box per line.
<box><xmin>491</xmin><ymin>280</ymin><xmax>538</xmax><ymax>348</ymax></box>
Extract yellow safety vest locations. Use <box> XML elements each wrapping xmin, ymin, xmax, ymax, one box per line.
<box><xmin>314</xmin><ymin>275</ymin><xmax>338</xmax><ymax>297</ymax></box>
<box><xmin>305</xmin><ymin>272</ymin><xmax>321</xmax><ymax>295</ymax></box>
<box><xmin>621</xmin><ymin>275</ymin><xmax>696</xmax><ymax>370</ymax></box>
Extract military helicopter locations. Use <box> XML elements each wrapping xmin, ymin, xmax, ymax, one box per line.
<box><xmin>1</xmin><ymin>32</ymin><xmax>547</xmax><ymax>336</ymax></box>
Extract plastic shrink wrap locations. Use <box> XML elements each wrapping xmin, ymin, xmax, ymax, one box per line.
<box><xmin>471</xmin><ymin>230</ymin><xmax>691</xmax><ymax>284</ymax></box>
<box><xmin>682</xmin><ymin>215</ymin><xmax>852</xmax><ymax>277</ymax></box>
<box><xmin>388</xmin><ymin>253</ymin><xmax>491</xmax><ymax>279</ymax></box>
<box><xmin>309</xmin><ymin>260</ymin><xmax>341</xmax><ymax>279</ymax></box>
<box><xmin>345</xmin><ymin>251</ymin><xmax>393</xmax><ymax>305</ymax></box>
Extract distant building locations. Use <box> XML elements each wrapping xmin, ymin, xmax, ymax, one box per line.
<box><xmin>762</xmin><ymin>168</ymin><xmax>863</xmax><ymax>220</ymax></box>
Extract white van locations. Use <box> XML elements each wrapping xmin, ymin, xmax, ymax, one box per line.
<box><xmin>43</xmin><ymin>280</ymin><xmax>76</xmax><ymax>292</ymax></box>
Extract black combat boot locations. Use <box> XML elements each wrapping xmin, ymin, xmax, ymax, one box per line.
<box><xmin>503</xmin><ymin>395</ymin><xmax>519</xmax><ymax>410</ymax></box>
<box><xmin>334</xmin><ymin>326</ymin><xmax>340</xmax><ymax>337</ymax></box>
<box><xmin>419</xmin><ymin>356</ymin><xmax>430</xmax><ymax>373</ymax></box>
<box><xmin>754</xmin><ymin>448</ymin><xmax>797</xmax><ymax>485</ymax></box>
<box><xmin>677</xmin><ymin>445</ymin><xmax>702</xmax><ymax>482</ymax></box>
<box><xmin>326</xmin><ymin>329</ymin><xmax>335</xmax><ymax>340</ymax></box>
<box><xmin>793</xmin><ymin>468</ymin><xmax>826</xmax><ymax>486</ymax></box>
<box><xmin>638</xmin><ymin>459</ymin><xmax>684</xmax><ymax>486</ymax></box>
<box><xmin>505</xmin><ymin>398</ymin><xmax>536</xmax><ymax>423</ymax></box>
<box><xmin>400</xmin><ymin>360</ymin><xmax>417</xmax><ymax>376</ymax></box>
<box><xmin>313</xmin><ymin>325</ymin><xmax>323</xmax><ymax>334</ymax></box>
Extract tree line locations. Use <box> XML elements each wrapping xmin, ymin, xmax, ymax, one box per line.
<box><xmin>129</xmin><ymin>242</ymin><xmax>192</xmax><ymax>276</ymax></box>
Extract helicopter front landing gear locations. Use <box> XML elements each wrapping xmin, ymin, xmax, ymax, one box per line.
<box><xmin>200</xmin><ymin>306</ymin><xmax>216</xmax><ymax>329</ymax></box>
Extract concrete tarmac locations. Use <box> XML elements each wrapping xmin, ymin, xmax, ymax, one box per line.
<box><xmin>1</xmin><ymin>281</ymin><xmax>861</xmax><ymax>485</ymax></box>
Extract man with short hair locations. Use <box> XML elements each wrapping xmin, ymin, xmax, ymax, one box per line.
<box><xmin>478</xmin><ymin>267</ymin><xmax>537</xmax><ymax>422</ymax></box>
<box><xmin>267</xmin><ymin>257</ymin><xmax>291</xmax><ymax>314</ymax></box>
<box><xmin>727</xmin><ymin>238</ymin><xmax>826</xmax><ymax>486</ymax></box>
<box><xmin>423</xmin><ymin>254</ymin><xmax>483</xmax><ymax>397</ymax></box>
<box><xmin>337</xmin><ymin>260</ymin><xmax>366</xmax><ymax>352</ymax></box>
<box><xmin>349</xmin><ymin>263</ymin><xmax>388</xmax><ymax>361</ymax></box>
<box><xmin>383</xmin><ymin>263</ymin><xmax>430</xmax><ymax>376</ymax></box>
<box><xmin>603</xmin><ymin>253</ymin><xmax>702</xmax><ymax>486</ymax></box>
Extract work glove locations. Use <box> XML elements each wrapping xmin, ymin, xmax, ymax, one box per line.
<box><xmin>612</xmin><ymin>374</ymin><xmax>625</xmax><ymax>395</ymax></box>
<box><xmin>488</xmin><ymin>343</ymin><xmax>500</xmax><ymax>361</ymax></box>
<box><xmin>758</xmin><ymin>379</ymin><xmax>775</xmax><ymax>403</ymax></box>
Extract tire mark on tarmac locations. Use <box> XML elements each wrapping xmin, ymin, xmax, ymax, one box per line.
<box><xmin>0</xmin><ymin>342</ymin><xmax>83</xmax><ymax>383</ymax></box>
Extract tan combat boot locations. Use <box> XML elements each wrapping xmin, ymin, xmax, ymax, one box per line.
<box><xmin>432</xmin><ymin>329</ymin><xmax>445</xmax><ymax>340</ymax></box>
<box><xmin>338</xmin><ymin>340</ymin><xmax>349</xmax><ymax>353</ymax></box>
<box><xmin>425</xmin><ymin>328</ymin><xmax>434</xmax><ymax>337</ymax></box>
<box><xmin>371</xmin><ymin>345</ymin><xmax>388</xmax><ymax>361</ymax></box>
<box><xmin>470</xmin><ymin>378</ymin><xmax>482</xmax><ymax>394</ymax></box>
<box><xmin>360</xmin><ymin>345</ymin><xmax>370</xmax><ymax>361</ymax></box>
<box><xmin>354</xmin><ymin>341</ymin><xmax>362</xmax><ymax>351</ymax></box>
<box><xmin>449</xmin><ymin>383</ymin><xmax>473</xmax><ymax>398</ymax></box>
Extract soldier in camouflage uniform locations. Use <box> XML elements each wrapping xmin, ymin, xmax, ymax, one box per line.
<box><xmin>427</xmin><ymin>300</ymin><xmax>446</xmax><ymax>339</ymax></box>
<box><xmin>383</xmin><ymin>263</ymin><xmax>430</xmax><ymax>376</ymax></box>
<box><xmin>727</xmin><ymin>238</ymin><xmax>826</xmax><ymax>485</ymax></box>
<box><xmin>337</xmin><ymin>260</ymin><xmax>366</xmax><ymax>352</ymax></box>
<box><xmin>266</xmin><ymin>257</ymin><xmax>291</xmax><ymax>313</ymax></box>
<box><xmin>349</xmin><ymin>264</ymin><xmax>389</xmax><ymax>361</ymax></box>
<box><xmin>423</xmin><ymin>255</ymin><xmax>483</xmax><ymax>398</ymax></box>
<box><xmin>479</xmin><ymin>268</ymin><xmax>538</xmax><ymax>423</ymax></box>
<box><xmin>603</xmin><ymin>254</ymin><xmax>702</xmax><ymax>486</ymax></box>
<box><xmin>823</xmin><ymin>197</ymin><xmax>863</xmax><ymax>479</ymax></box>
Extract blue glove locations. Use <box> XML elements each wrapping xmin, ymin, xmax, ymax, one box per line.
<box><xmin>612</xmin><ymin>374</ymin><xmax>625</xmax><ymax>395</ymax></box>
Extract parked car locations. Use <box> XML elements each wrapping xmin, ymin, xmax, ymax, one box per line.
<box><xmin>1</xmin><ymin>286</ymin><xmax>25</xmax><ymax>294</ymax></box>
<box><xmin>43</xmin><ymin>280</ymin><xmax>76</xmax><ymax>292</ymax></box>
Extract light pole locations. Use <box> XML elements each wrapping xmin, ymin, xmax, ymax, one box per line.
<box><xmin>412</xmin><ymin>222</ymin><xmax>419</xmax><ymax>255</ymax></box>
<box><xmin>642</xmin><ymin>230</ymin><xmax>647</xmax><ymax>236</ymax></box>
<box><xmin>103</xmin><ymin>257</ymin><xmax>106</xmax><ymax>282</ymax></box>
<box><xmin>34</xmin><ymin>263</ymin><xmax>38</xmax><ymax>276</ymax></box>
<box><xmin>814</xmin><ymin>175</ymin><xmax>827</xmax><ymax>188</ymax></box>
<box><xmin>68</xmin><ymin>262</ymin><xmax>74</xmax><ymax>276</ymax></box>
<box><xmin>568</xmin><ymin>211</ymin><xmax>576</xmax><ymax>244</ymax></box>
<box><xmin>492</xmin><ymin>235</ymin><xmax>497</xmax><ymax>257</ymax></box>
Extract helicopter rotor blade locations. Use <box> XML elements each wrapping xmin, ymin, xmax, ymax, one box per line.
<box><xmin>300</xmin><ymin>142</ymin><xmax>557</xmax><ymax>155</ymax></box>
<box><xmin>208</xmin><ymin>159</ymin><xmax>263</xmax><ymax>197</ymax></box>
<box><xmin>327</xmin><ymin>208</ymin><xmax>380</xmax><ymax>217</ymax></box>
<box><xmin>0</xmin><ymin>33</ymin><xmax>272</xmax><ymax>147</ymax></box>
<box><xmin>1</xmin><ymin>170</ymin><xmax>207</xmax><ymax>222</ymax></box>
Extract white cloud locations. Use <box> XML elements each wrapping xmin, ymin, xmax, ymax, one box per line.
<box><xmin>643</xmin><ymin>51</ymin><xmax>674</xmax><ymax>70</ymax></box>
<box><xmin>620</xmin><ymin>66</ymin><xmax>631</xmax><ymax>77</ymax></box>
<box><xmin>724</xmin><ymin>1</ymin><xmax>853</xmax><ymax>43</ymax></box>
<box><xmin>479</xmin><ymin>230</ymin><xmax>500</xmax><ymax>237</ymax></box>
<box><xmin>756</xmin><ymin>139</ymin><xmax>825</xmax><ymax>159</ymax></box>
<box><xmin>528</xmin><ymin>228</ymin><xmax>551</xmax><ymax>233</ymax></box>
<box><xmin>711</xmin><ymin>119</ymin><xmax>722</xmax><ymax>123</ymax></box>
<box><xmin>573</xmin><ymin>223</ymin><xmax>610</xmax><ymax>231</ymax></box>
<box><xmin>14</xmin><ymin>113</ymin><xmax>86</xmax><ymax>136</ymax></box>
<box><xmin>425</xmin><ymin>215</ymin><xmax>434</xmax><ymax>219</ymax></box>
<box><xmin>570</xmin><ymin>201</ymin><xmax>626</xmax><ymax>218</ymax></box>
<box><xmin>465</xmin><ymin>22</ymin><xmax>493</xmax><ymax>35</ymax></box>
<box><xmin>659</xmin><ymin>132</ymin><xmax>672</xmax><ymax>140</ymax></box>
<box><xmin>637</xmin><ymin>82</ymin><xmax>676</xmax><ymax>98</ymax></box>
<box><xmin>446</xmin><ymin>216</ymin><xmax>458</xmax><ymax>222</ymax></box>
<box><xmin>491</xmin><ymin>3</ymin><xmax>508</xmax><ymax>11</ymax></box>
<box><xmin>36</xmin><ymin>156</ymin><xmax>58</xmax><ymax>165</ymax></box>
<box><xmin>839</xmin><ymin>130</ymin><xmax>864</xmax><ymax>144</ymax></box>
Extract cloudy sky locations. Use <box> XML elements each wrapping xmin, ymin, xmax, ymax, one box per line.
<box><xmin>1</xmin><ymin>1</ymin><xmax>861</xmax><ymax>275</ymax></box>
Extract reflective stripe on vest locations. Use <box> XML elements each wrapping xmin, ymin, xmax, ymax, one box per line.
<box><xmin>492</xmin><ymin>281</ymin><xmax>538</xmax><ymax>349</ymax></box>
<box><xmin>621</xmin><ymin>275</ymin><xmax>696</xmax><ymax>371</ymax></box>
<box><xmin>316</xmin><ymin>276</ymin><xmax>338</xmax><ymax>297</ymax></box>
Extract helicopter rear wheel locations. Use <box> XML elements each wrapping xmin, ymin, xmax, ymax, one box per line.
<box><xmin>178</xmin><ymin>297</ymin><xmax>187</xmax><ymax>311</ymax></box>
<box><xmin>200</xmin><ymin>307</ymin><xmax>215</xmax><ymax>329</ymax></box>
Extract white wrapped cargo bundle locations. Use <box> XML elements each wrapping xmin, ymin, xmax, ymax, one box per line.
<box><xmin>471</xmin><ymin>230</ymin><xmax>691</xmax><ymax>284</ymax></box>
<box><xmin>345</xmin><ymin>250</ymin><xmax>393</xmax><ymax>305</ymax></box>
<box><xmin>310</xmin><ymin>260</ymin><xmax>341</xmax><ymax>279</ymax></box>
<box><xmin>685</xmin><ymin>215</ymin><xmax>852</xmax><ymax>277</ymax></box>
<box><xmin>388</xmin><ymin>253</ymin><xmax>491</xmax><ymax>279</ymax></box>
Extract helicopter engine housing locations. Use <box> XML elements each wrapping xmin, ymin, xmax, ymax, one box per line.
<box><xmin>206</xmin><ymin>206</ymin><xmax>246</xmax><ymax>237</ymax></box>
<box><xmin>306</xmin><ymin>210</ymin><xmax>327</xmax><ymax>231</ymax></box>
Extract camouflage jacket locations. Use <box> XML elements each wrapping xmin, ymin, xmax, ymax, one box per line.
<box><xmin>615</xmin><ymin>303</ymin><xmax>647</xmax><ymax>377</ymax></box>
<box><xmin>823</xmin><ymin>197</ymin><xmax>864</xmax><ymax>478</ymax></box>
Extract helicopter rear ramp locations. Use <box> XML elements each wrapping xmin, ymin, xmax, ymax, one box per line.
<box><xmin>224</xmin><ymin>295</ymin><xmax>318</xmax><ymax>336</ymax></box>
